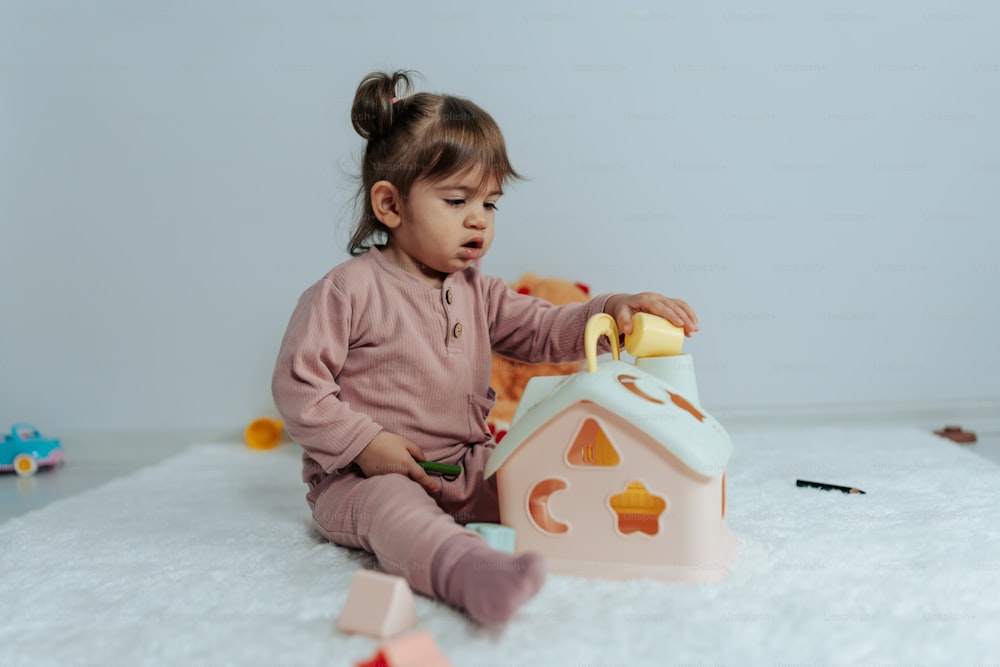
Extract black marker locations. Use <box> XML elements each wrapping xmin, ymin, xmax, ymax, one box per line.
<box><xmin>796</xmin><ymin>479</ymin><xmax>866</xmax><ymax>494</ymax></box>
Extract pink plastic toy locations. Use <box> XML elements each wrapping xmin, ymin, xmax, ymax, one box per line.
<box><xmin>484</xmin><ymin>313</ymin><xmax>738</xmax><ymax>582</ymax></box>
<box><xmin>354</xmin><ymin>631</ymin><xmax>452</xmax><ymax>667</ymax></box>
<box><xmin>337</xmin><ymin>570</ymin><xmax>418</xmax><ymax>638</ymax></box>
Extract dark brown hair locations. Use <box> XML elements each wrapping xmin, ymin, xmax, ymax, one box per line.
<box><xmin>347</xmin><ymin>70</ymin><xmax>521</xmax><ymax>255</ymax></box>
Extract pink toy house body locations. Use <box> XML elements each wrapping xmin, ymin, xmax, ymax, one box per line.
<box><xmin>484</xmin><ymin>315</ymin><xmax>738</xmax><ymax>582</ymax></box>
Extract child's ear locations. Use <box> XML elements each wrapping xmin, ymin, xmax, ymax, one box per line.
<box><xmin>370</xmin><ymin>180</ymin><xmax>403</xmax><ymax>228</ymax></box>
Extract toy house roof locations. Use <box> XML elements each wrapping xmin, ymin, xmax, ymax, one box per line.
<box><xmin>485</xmin><ymin>359</ymin><xmax>733</xmax><ymax>479</ymax></box>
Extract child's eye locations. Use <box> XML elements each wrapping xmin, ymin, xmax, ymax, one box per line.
<box><xmin>485</xmin><ymin>202</ymin><xmax>499</xmax><ymax>211</ymax></box>
<box><xmin>445</xmin><ymin>198</ymin><xmax>465</xmax><ymax>207</ymax></box>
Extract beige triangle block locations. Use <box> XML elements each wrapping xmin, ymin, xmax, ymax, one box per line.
<box><xmin>336</xmin><ymin>569</ymin><xmax>418</xmax><ymax>638</ymax></box>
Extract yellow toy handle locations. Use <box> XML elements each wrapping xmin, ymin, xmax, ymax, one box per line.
<box><xmin>584</xmin><ymin>313</ymin><xmax>621</xmax><ymax>373</ymax></box>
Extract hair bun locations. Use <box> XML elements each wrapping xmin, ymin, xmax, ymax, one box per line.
<box><xmin>351</xmin><ymin>70</ymin><xmax>413</xmax><ymax>141</ymax></box>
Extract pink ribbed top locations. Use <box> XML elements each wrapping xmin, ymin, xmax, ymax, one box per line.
<box><xmin>272</xmin><ymin>247</ymin><xmax>611</xmax><ymax>486</ymax></box>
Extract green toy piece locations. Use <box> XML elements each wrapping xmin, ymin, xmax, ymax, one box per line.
<box><xmin>418</xmin><ymin>461</ymin><xmax>462</xmax><ymax>479</ymax></box>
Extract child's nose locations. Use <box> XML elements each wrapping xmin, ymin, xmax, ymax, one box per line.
<box><xmin>466</xmin><ymin>211</ymin><xmax>487</xmax><ymax>228</ymax></box>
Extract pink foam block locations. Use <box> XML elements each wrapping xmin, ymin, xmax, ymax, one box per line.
<box><xmin>336</xmin><ymin>570</ymin><xmax>418</xmax><ymax>639</ymax></box>
<box><xmin>354</xmin><ymin>631</ymin><xmax>452</xmax><ymax>667</ymax></box>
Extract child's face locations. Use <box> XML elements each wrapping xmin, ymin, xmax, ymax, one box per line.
<box><xmin>388</xmin><ymin>167</ymin><xmax>501</xmax><ymax>284</ymax></box>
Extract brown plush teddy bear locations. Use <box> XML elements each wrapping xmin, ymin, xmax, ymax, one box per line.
<box><xmin>488</xmin><ymin>274</ymin><xmax>591</xmax><ymax>441</ymax></box>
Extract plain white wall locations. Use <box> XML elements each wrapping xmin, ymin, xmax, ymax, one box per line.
<box><xmin>2</xmin><ymin>0</ymin><xmax>998</xmax><ymax>432</ymax></box>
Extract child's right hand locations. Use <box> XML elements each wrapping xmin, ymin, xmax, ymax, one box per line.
<box><xmin>353</xmin><ymin>431</ymin><xmax>438</xmax><ymax>495</ymax></box>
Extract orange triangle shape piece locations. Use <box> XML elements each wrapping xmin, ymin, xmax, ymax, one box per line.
<box><xmin>566</xmin><ymin>418</ymin><xmax>621</xmax><ymax>467</ymax></box>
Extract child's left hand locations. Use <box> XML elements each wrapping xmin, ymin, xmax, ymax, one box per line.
<box><xmin>604</xmin><ymin>292</ymin><xmax>699</xmax><ymax>337</ymax></box>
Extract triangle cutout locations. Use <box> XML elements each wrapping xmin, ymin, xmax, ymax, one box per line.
<box><xmin>566</xmin><ymin>417</ymin><xmax>621</xmax><ymax>467</ymax></box>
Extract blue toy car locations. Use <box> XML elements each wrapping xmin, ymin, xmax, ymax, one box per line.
<box><xmin>1</xmin><ymin>423</ymin><xmax>65</xmax><ymax>477</ymax></box>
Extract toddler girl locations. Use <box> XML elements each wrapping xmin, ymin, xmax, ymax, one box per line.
<box><xmin>272</xmin><ymin>70</ymin><xmax>699</xmax><ymax>625</ymax></box>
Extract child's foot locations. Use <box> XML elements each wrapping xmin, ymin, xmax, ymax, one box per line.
<box><xmin>431</xmin><ymin>534</ymin><xmax>546</xmax><ymax>625</ymax></box>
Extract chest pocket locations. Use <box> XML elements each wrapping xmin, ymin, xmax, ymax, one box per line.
<box><xmin>467</xmin><ymin>387</ymin><xmax>497</xmax><ymax>443</ymax></box>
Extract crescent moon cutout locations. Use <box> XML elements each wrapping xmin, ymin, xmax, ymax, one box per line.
<box><xmin>527</xmin><ymin>478</ymin><xmax>569</xmax><ymax>534</ymax></box>
<box><xmin>619</xmin><ymin>373</ymin><xmax>706</xmax><ymax>423</ymax></box>
<box><xmin>616</xmin><ymin>374</ymin><xmax>665</xmax><ymax>405</ymax></box>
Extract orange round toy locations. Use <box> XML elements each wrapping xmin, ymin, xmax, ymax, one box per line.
<box><xmin>244</xmin><ymin>417</ymin><xmax>284</xmax><ymax>450</ymax></box>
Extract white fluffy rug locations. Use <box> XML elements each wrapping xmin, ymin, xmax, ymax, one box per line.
<box><xmin>2</xmin><ymin>427</ymin><xmax>999</xmax><ymax>666</ymax></box>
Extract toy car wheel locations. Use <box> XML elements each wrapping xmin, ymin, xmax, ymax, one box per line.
<box><xmin>13</xmin><ymin>454</ymin><xmax>38</xmax><ymax>478</ymax></box>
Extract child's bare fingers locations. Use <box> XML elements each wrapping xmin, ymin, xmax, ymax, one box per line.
<box><xmin>402</xmin><ymin>439</ymin><xmax>426</xmax><ymax>462</ymax></box>
<box><xmin>657</xmin><ymin>301</ymin><xmax>691</xmax><ymax>328</ymax></box>
<box><xmin>408</xmin><ymin>464</ymin><xmax>438</xmax><ymax>495</ymax></box>
<box><xmin>660</xmin><ymin>306</ymin><xmax>697</xmax><ymax>336</ymax></box>
<box><xmin>672</xmin><ymin>299</ymin><xmax>699</xmax><ymax>327</ymax></box>
<box><xmin>608</xmin><ymin>293</ymin><xmax>699</xmax><ymax>336</ymax></box>
<box><xmin>614</xmin><ymin>310</ymin><xmax>636</xmax><ymax>335</ymax></box>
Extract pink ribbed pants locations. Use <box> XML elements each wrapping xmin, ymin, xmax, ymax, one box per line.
<box><xmin>306</xmin><ymin>442</ymin><xmax>499</xmax><ymax>597</ymax></box>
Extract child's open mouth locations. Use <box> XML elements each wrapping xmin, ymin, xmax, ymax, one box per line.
<box><xmin>461</xmin><ymin>238</ymin><xmax>484</xmax><ymax>259</ymax></box>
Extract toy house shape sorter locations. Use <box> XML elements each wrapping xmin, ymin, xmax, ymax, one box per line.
<box><xmin>483</xmin><ymin>313</ymin><xmax>737</xmax><ymax>582</ymax></box>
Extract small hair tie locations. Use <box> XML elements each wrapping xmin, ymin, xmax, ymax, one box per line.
<box><xmin>391</xmin><ymin>97</ymin><xmax>399</xmax><ymax>104</ymax></box>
